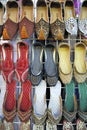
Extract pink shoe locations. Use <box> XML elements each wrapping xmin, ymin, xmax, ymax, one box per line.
<box><xmin>1</xmin><ymin>43</ymin><xmax>14</xmax><ymax>83</ymax></box>
<box><xmin>15</xmin><ymin>42</ymin><xmax>29</xmax><ymax>82</ymax></box>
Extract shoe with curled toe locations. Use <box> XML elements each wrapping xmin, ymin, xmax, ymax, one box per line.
<box><xmin>64</xmin><ymin>0</ymin><xmax>77</xmax><ymax>36</ymax></box>
<box><xmin>76</xmin><ymin>120</ymin><xmax>86</xmax><ymax>130</ymax></box>
<box><xmin>35</xmin><ymin>0</ymin><xmax>49</xmax><ymax>40</ymax></box>
<box><xmin>63</xmin><ymin>121</ymin><xmax>74</xmax><ymax>130</ymax></box>
<box><xmin>78</xmin><ymin>0</ymin><xmax>87</xmax><ymax>37</ymax></box>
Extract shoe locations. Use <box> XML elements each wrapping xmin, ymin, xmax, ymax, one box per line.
<box><xmin>63</xmin><ymin>121</ymin><xmax>74</xmax><ymax>130</ymax></box>
<box><xmin>0</xmin><ymin>119</ymin><xmax>4</xmax><ymax>130</ymax></box>
<box><xmin>3</xmin><ymin>80</ymin><xmax>16</xmax><ymax>121</ymax></box>
<box><xmin>47</xmin><ymin>81</ymin><xmax>62</xmax><ymax>125</ymax></box>
<box><xmin>32</xmin><ymin>80</ymin><xmax>47</xmax><ymax>125</ymax></box>
<box><xmin>19</xmin><ymin>0</ymin><xmax>34</xmax><ymax>39</ymax></box>
<box><xmin>4</xmin><ymin>120</ymin><xmax>14</xmax><ymax>130</ymax></box>
<box><xmin>74</xmin><ymin>42</ymin><xmax>86</xmax><ymax>83</ymax></box>
<box><xmin>1</xmin><ymin>43</ymin><xmax>14</xmax><ymax>83</ymax></box>
<box><xmin>19</xmin><ymin>120</ymin><xmax>30</xmax><ymax>130</ymax></box>
<box><xmin>44</xmin><ymin>44</ymin><xmax>58</xmax><ymax>86</ymax></box>
<box><xmin>3</xmin><ymin>0</ymin><xmax>19</xmax><ymax>40</ymax></box>
<box><xmin>33</xmin><ymin>124</ymin><xmax>44</xmax><ymax>130</ymax></box>
<box><xmin>76</xmin><ymin>119</ymin><xmax>86</xmax><ymax>130</ymax></box>
<box><xmin>63</xmin><ymin>80</ymin><xmax>77</xmax><ymax>122</ymax></box>
<box><xmin>30</xmin><ymin>43</ymin><xmax>43</xmax><ymax>86</ymax></box>
<box><xmin>58</xmin><ymin>43</ymin><xmax>72</xmax><ymax>84</ymax></box>
<box><xmin>64</xmin><ymin>0</ymin><xmax>77</xmax><ymax>35</ymax></box>
<box><xmin>0</xmin><ymin>2</ymin><xmax>4</xmax><ymax>38</ymax></box>
<box><xmin>78</xmin><ymin>82</ymin><xmax>87</xmax><ymax>121</ymax></box>
<box><xmin>50</xmin><ymin>1</ymin><xmax>65</xmax><ymax>40</ymax></box>
<box><xmin>18</xmin><ymin>80</ymin><xmax>32</xmax><ymax>122</ymax></box>
<box><xmin>15</xmin><ymin>42</ymin><xmax>29</xmax><ymax>82</ymax></box>
<box><xmin>35</xmin><ymin>0</ymin><xmax>49</xmax><ymax>40</ymax></box>
<box><xmin>78</xmin><ymin>0</ymin><xmax>87</xmax><ymax>37</ymax></box>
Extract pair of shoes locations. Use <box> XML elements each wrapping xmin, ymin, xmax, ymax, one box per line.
<box><xmin>58</xmin><ymin>42</ymin><xmax>87</xmax><ymax>84</ymax></box>
<box><xmin>1</xmin><ymin>42</ymin><xmax>29</xmax><ymax>83</ymax></box>
<box><xmin>3</xmin><ymin>0</ymin><xmax>34</xmax><ymax>40</ymax></box>
<box><xmin>32</xmin><ymin>80</ymin><xmax>62</xmax><ymax>130</ymax></box>
<box><xmin>30</xmin><ymin>43</ymin><xmax>58</xmax><ymax>86</ymax></box>
<box><xmin>35</xmin><ymin>0</ymin><xmax>65</xmax><ymax>40</ymax></box>
<box><xmin>3</xmin><ymin>79</ymin><xmax>32</xmax><ymax>122</ymax></box>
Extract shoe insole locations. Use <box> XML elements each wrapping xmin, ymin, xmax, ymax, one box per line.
<box><xmin>65</xmin><ymin>6</ymin><xmax>74</xmax><ymax>20</ymax></box>
<box><xmin>45</xmin><ymin>47</ymin><xmax>57</xmax><ymax>76</ymax></box>
<box><xmin>58</xmin><ymin>45</ymin><xmax>71</xmax><ymax>74</ymax></box>
<box><xmin>50</xmin><ymin>7</ymin><xmax>62</xmax><ymax>23</ymax></box>
<box><xmin>64</xmin><ymin>80</ymin><xmax>75</xmax><ymax>112</ymax></box>
<box><xmin>48</xmin><ymin>81</ymin><xmax>61</xmax><ymax>118</ymax></box>
<box><xmin>75</xmin><ymin>44</ymin><xmax>86</xmax><ymax>73</ymax></box>
<box><xmin>36</xmin><ymin>6</ymin><xmax>48</xmax><ymax>22</ymax></box>
<box><xmin>33</xmin><ymin>80</ymin><xmax>47</xmax><ymax>116</ymax></box>
<box><xmin>0</xmin><ymin>8</ymin><xmax>4</xmax><ymax>25</ymax></box>
<box><xmin>20</xmin><ymin>80</ymin><xmax>32</xmax><ymax>112</ymax></box>
<box><xmin>78</xmin><ymin>82</ymin><xmax>87</xmax><ymax>112</ymax></box>
<box><xmin>32</xmin><ymin>45</ymin><xmax>43</xmax><ymax>75</ymax></box>
<box><xmin>5</xmin><ymin>80</ymin><xmax>16</xmax><ymax>112</ymax></box>
<box><xmin>7</xmin><ymin>8</ymin><xmax>18</xmax><ymax>23</ymax></box>
<box><xmin>17</xmin><ymin>43</ymin><xmax>28</xmax><ymax>68</ymax></box>
<box><xmin>80</xmin><ymin>7</ymin><xmax>87</xmax><ymax>19</ymax></box>
<box><xmin>2</xmin><ymin>44</ymin><xmax>13</xmax><ymax>69</ymax></box>
<box><xmin>22</xmin><ymin>6</ymin><xmax>33</xmax><ymax>21</ymax></box>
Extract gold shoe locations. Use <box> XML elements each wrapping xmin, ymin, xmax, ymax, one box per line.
<box><xmin>50</xmin><ymin>1</ymin><xmax>65</xmax><ymax>40</ymax></box>
<box><xmin>58</xmin><ymin>43</ymin><xmax>72</xmax><ymax>84</ymax></box>
<box><xmin>4</xmin><ymin>120</ymin><xmax>14</xmax><ymax>130</ymax></box>
<box><xmin>20</xmin><ymin>120</ymin><xmax>30</xmax><ymax>130</ymax></box>
<box><xmin>74</xmin><ymin>42</ymin><xmax>86</xmax><ymax>83</ymax></box>
<box><xmin>35</xmin><ymin>0</ymin><xmax>49</xmax><ymax>40</ymax></box>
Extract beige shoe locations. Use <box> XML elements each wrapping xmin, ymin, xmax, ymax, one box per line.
<box><xmin>76</xmin><ymin>120</ymin><xmax>86</xmax><ymax>130</ymax></box>
<box><xmin>74</xmin><ymin>42</ymin><xmax>87</xmax><ymax>83</ymax></box>
<box><xmin>58</xmin><ymin>43</ymin><xmax>72</xmax><ymax>84</ymax></box>
<box><xmin>20</xmin><ymin>120</ymin><xmax>30</xmax><ymax>130</ymax></box>
<box><xmin>46</xmin><ymin>120</ymin><xmax>57</xmax><ymax>130</ymax></box>
<box><xmin>63</xmin><ymin>121</ymin><xmax>74</xmax><ymax>130</ymax></box>
<box><xmin>33</xmin><ymin>124</ymin><xmax>44</xmax><ymax>130</ymax></box>
<box><xmin>4</xmin><ymin>120</ymin><xmax>14</xmax><ymax>130</ymax></box>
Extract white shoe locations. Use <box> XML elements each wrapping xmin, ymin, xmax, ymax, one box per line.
<box><xmin>32</xmin><ymin>80</ymin><xmax>47</xmax><ymax>125</ymax></box>
<box><xmin>48</xmin><ymin>81</ymin><xmax>62</xmax><ymax>124</ymax></box>
<box><xmin>46</xmin><ymin>120</ymin><xmax>57</xmax><ymax>130</ymax></box>
<box><xmin>33</xmin><ymin>124</ymin><xmax>44</xmax><ymax>130</ymax></box>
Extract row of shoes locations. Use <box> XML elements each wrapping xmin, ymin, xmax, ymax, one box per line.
<box><xmin>2</xmin><ymin>79</ymin><xmax>87</xmax><ymax>130</ymax></box>
<box><xmin>31</xmin><ymin>42</ymin><xmax>87</xmax><ymax>85</ymax></box>
<box><xmin>0</xmin><ymin>41</ymin><xmax>87</xmax><ymax>85</ymax></box>
<box><xmin>0</xmin><ymin>0</ymin><xmax>87</xmax><ymax>40</ymax></box>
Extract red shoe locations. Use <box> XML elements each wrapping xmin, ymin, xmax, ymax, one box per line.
<box><xmin>15</xmin><ymin>42</ymin><xmax>29</xmax><ymax>82</ymax></box>
<box><xmin>18</xmin><ymin>80</ymin><xmax>32</xmax><ymax>122</ymax></box>
<box><xmin>1</xmin><ymin>43</ymin><xmax>14</xmax><ymax>83</ymax></box>
<box><xmin>3</xmin><ymin>80</ymin><xmax>16</xmax><ymax>121</ymax></box>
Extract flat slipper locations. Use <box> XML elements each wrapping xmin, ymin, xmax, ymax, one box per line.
<box><xmin>1</xmin><ymin>43</ymin><xmax>14</xmax><ymax>83</ymax></box>
<box><xmin>47</xmin><ymin>81</ymin><xmax>62</xmax><ymax>125</ymax></box>
<box><xmin>3</xmin><ymin>0</ymin><xmax>19</xmax><ymax>40</ymax></box>
<box><xmin>32</xmin><ymin>80</ymin><xmax>47</xmax><ymax>125</ymax></box>
<box><xmin>18</xmin><ymin>80</ymin><xmax>32</xmax><ymax>122</ymax></box>
<box><xmin>63</xmin><ymin>80</ymin><xmax>77</xmax><ymax>122</ymax></box>
<box><xmin>3</xmin><ymin>80</ymin><xmax>16</xmax><ymax>121</ymax></box>
<box><xmin>30</xmin><ymin>43</ymin><xmax>43</xmax><ymax>86</ymax></box>
<box><xmin>19</xmin><ymin>0</ymin><xmax>34</xmax><ymax>39</ymax></box>
<box><xmin>74</xmin><ymin>42</ymin><xmax>86</xmax><ymax>83</ymax></box>
<box><xmin>58</xmin><ymin>43</ymin><xmax>72</xmax><ymax>84</ymax></box>
<box><xmin>15</xmin><ymin>42</ymin><xmax>29</xmax><ymax>82</ymax></box>
<box><xmin>44</xmin><ymin>44</ymin><xmax>58</xmax><ymax>86</ymax></box>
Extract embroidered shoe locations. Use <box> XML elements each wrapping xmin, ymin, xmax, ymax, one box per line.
<box><xmin>63</xmin><ymin>121</ymin><xmax>74</xmax><ymax>130</ymax></box>
<box><xmin>76</xmin><ymin>120</ymin><xmax>86</xmax><ymax>130</ymax></box>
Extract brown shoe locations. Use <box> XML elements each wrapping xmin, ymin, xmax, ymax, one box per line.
<box><xmin>35</xmin><ymin>0</ymin><xmax>49</xmax><ymax>40</ymax></box>
<box><xmin>3</xmin><ymin>0</ymin><xmax>19</xmax><ymax>40</ymax></box>
<box><xmin>19</xmin><ymin>0</ymin><xmax>34</xmax><ymax>39</ymax></box>
<box><xmin>50</xmin><ymin>1</ymin><xmax>65</xmax><ymax>40</ymax></box>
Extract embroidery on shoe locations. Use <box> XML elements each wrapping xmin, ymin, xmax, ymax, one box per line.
<box><xmin>79</xmin><ymin>19</ymin><xmax>87</xmax><ymax>36</ymax></box>
<box><xmin>65</xmin><ymin>17</ymin><xmax>77</xmax><ymax>35</ymax></box>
